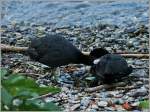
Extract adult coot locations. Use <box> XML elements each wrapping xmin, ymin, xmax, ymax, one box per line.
<box><xmin>27</xmin><ymin>34</ymin><xmax>108</xmax><ymax>67</ymax></box>
<box><xmin>91</xmin><ymin>54</ymin><xmax>133</xmax><ymax>84</ymax></box>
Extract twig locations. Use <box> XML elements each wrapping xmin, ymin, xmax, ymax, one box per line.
<box><xmin>19</xmin><ymin>72</ymin><xmax>41</xmax><ymax>79</ymax></box>
<box><xmin>27</xmin><ymin>93</ymin><xmax>53</xmax><ymax>101</ymax></box>
<box><xmin>85</xmin><ymin>82</ymin><xmax>126</xmax><ymax>93</ymax></box>
<box><xmin>1</xmin><ymin>44</ymin><xmax>28</xmax><ymax>53</ymax></box>
<box><xmin>116</xmin><ymin>85</ymin><xmax>136</xmax><ymax>90</ymax></box>
<box><xmin>82</xmin><ymin>51</ymin><xmax>149</xmax><ymax>58</ymax></box>
<box><xmin>120</xmin><ymin>54</ymin><xmax>149</xmax><ymax>58</ymax></box>
<box><xmin>132</xmin><ymin>66</ymin><xmax>148</xmax><ymax>69</ymax></box>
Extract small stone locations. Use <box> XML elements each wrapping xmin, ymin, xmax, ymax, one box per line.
<box><xmin>127</xmin><ymin>97</ymin><xmax>135</xmax><ymax>102</ymax></box>
<box><xmin>122</xmin><ymin>95</ymin><xmax>129</xmax><ymax>100</ymax></box>
<box><xmin>134</xmin><ymin>60</ymin><xmax>145</xmax><ymax>65</ymax></box>
<box><xmin>115</xmin><ymin>105</ymin><xmax>126</xmax><ymax>111</ymax></box>
<box><xmin>98</xmin><ymin>101</ymin><xmax>108</xmax><ymax>107</ymax></box>
<box><xmin>132</xmin><ymin>69</ymin><xmax>148</xmax><ymax>77</ymax></box>
<box><xmin>125</xmin><ymin>27</ymin><xmax>136</xmax><ymax>33</ymax></box>
<box><xmin>86</xmin><ymin>108</ymin><xmax>97</xmax><ymax>112</ymax></box>
<box><xmin>132</xmin><ymin>87</ymin><xmax>148</xmax><ymax>97</ymax></box>
<box><xmin>13</xmin><ymin>99</ymin><xmax>23</xmax><ymax>106</ymax></box>
<box><xmin>136</xmin><ymin>81</ymin><xmax>143</xmax><ymax>86</ymax></box>
<box><xmin>105</xmin><ymin>107</ymin><xmax>115</xmax><ymax>111</ymax></box>
<box><xmin>80</xmin><ymin>97</ymin><xmax>90</xmax><ymax>107</ymax></box>
<box><xmin>70</xmin><ymin>103</ymin><xmax>80</xmax><ymax>111</ymax></box>
<box><xmin>44</xmin><ymin>97</ymin><xmax>55</xmax><ymax>102</ymax></box>
<box><xmin>15</xmin><ymin>32</ymin><xmax>22</xmax><ymax>39</ymax></box>
<box><xmin>69</xmin><ymin>100</ymin><xmax>80</xmax><ymax>104</ymax></box>
<box><xmin>114</xmin><ymin>99</ymin><xmax>124</xmax><ymax>105</ymax></box>
<box><xmin>9</xmin><ymin>38</ymin><xmax>16</xmax><ymax>45</ymax></box>
<box><xmin>91</xmin><ymin>104</ymin><xmax>99</xmax><ymax>109</ymax></box>
<box><xmin>131</xmin><ymin>102</ymin><xmax>140</xmax><ymax>107</ymax></box>
<box><xmin>62</xmin><ymin>87</ymin><xmax>69</xmax><ymax>92</ymax></box>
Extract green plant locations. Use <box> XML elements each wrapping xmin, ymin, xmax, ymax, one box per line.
<box><xmin>1</xmin><ymin>68</ymin><xmax>62</xmax><ymax>111</ymax></box>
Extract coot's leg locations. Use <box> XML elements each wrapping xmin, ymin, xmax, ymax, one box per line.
<box><xmin>50</xmin><ymin>67</ymin><xmax>60</xmax><ymax>84</ymax></box>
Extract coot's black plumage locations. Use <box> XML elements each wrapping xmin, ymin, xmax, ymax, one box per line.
<box><xmin>91</xmin><ymin>54</ymin><xmax>133</xmax><ymax>84</ymax></box>
<box><xmin>27</xmin><ymin>34</ymin><xmax>108</xmax><ymax>67</ymax></box>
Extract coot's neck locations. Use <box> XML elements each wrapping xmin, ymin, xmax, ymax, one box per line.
<box><xmin>78</xmin><ymin>53</ymin><xmax>93</xmax><ymax>65</ymax></box>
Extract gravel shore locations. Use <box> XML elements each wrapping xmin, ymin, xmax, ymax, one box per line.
<box><xmin>1</xmin><ymin>22</ymin><xmax>149</xmax><ymax>111</ymax></box>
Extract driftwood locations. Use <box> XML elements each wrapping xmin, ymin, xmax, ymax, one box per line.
<box><xmin>1</xmin><ymin>44</ymin><xmax>149</xmax><ymax>58</ymax></box>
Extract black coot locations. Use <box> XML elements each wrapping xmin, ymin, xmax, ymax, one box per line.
<box><xmin>27</xmin><ymin>34</ymin><xmax>108</xmax><ymax>67</ymax></box>
<box><xmin>91</xmin><ymin>54</ymin><xmax>133</xmax><ymax>84</ymax></box>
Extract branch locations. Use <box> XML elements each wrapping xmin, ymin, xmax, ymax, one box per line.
<box><xmin>85</xmin><ymin>82</ymin><xmax>126</xmax><ymax>93</ymax></box>
<box><xmin>120</xmin><ymin>54</ymin><xmax>149</xmax><ymax>58</ymax></box>
<box><xmin>82</xmin><ymin>51</ymin><xmax>149</xmax><ymax>58</ymax></box>
<box><xmin>1</xmin><ymin>44</ymin><xmax>28</xmax><ymax>53</ymax></box>
<box><xmin>27</xmin><ymin>93</ymin><xmax>53</xmax><ymax>100</ymax></box>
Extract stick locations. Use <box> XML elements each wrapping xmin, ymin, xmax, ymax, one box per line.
<box><xmin>27</xmin><ymin>93</ymin><xmax>53</xmax><ymax>101</ymax></box>
<box><xmin>85</xmin><ymin>82</ymin><xmax>126</xmax><ymax>92</ymax></box>
<box><xmin>19</xmin><ymin>72</ymin><xmax>40</xmax><ymax>79</ymax></box>
<box><xmin>1</xmin><ymin>44</ymin><xmax>149</xmax><ymax>58</ymax></box>
<box><xmin>120</xmin><ymin>54</ymin><xmax>149</xmax><ymax>58</ymax></box>
<box><xmin>1</xmin><ymin>44</ymin><xmax>28</xmax><ymax>53</ymax></box>
<box><xmin>82</xmin><ymin>51</ymin><xmax>149</xmax><ymax>58</ymax></box>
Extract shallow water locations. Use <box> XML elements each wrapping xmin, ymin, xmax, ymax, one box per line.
<box><xmin>1</xmin><ymin>0</ymin><xmax>149</xmax><ymax>28</ymax></box>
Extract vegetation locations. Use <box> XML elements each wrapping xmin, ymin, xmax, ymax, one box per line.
<box><xmin>1</xmin><ymin>68</ymin><xmax>62</xmax><ymax>111</ymax></box>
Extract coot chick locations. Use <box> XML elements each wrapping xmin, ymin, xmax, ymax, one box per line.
<box><xmin>27</xmin><ymin>34</ymin><xmax>108</xmax><ymax>67</ymax></box>
<box><xmin>91</xmin><ymin>54</ymin><xmax>133</xmax><ymax>84</ymax></box>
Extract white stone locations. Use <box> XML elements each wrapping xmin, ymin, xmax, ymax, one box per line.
<box><xmin>98</xmin><ymin>101</ymin><xmax>108</xmax><ymax>107</ymax></box>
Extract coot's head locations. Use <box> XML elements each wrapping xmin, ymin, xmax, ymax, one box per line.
<box><xmin>89</xmin><ymin>48</ymin><xmax>110</xmax><ymax>63</ymax></box>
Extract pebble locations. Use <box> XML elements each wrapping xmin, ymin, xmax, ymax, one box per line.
<box><xmin>44</xmin><ymin>97</ymin><xmax>55</xmax><ymax>102</ymax></box>
<box><xmin>114</xmin><ymin>99</ymin><xmax>124</xmax><ymax>105</ymax></box>
<box><xmin>9</xmin><ymin>38</ymin><xmax>16</xmax><ymax>45</ymax></box>
<box><xmin>132</xmin><ymin>87</ymin><xmax>148</xmax><ymax>97</ymax></box>
<box><xmin>98</xmin><ymin>101</ymin><xmax>108</xmax><ymax>107</ymax></box>
<box><xmin>127</xmin><ymin>97</ymin><xmax>135</xmax><ymax>102</ymax></box>
<box><xmin>70</xmin><ymin>103</ymin><xmax>80</xmax><ymax>111</ymax></box>
<box><xmin>134</xmin><ymin>60</ymin><xmax>145</xmax><ymax>65</ymax></box>
<box><xmin>136</xmin><ymin>81</ymin><xmax>143</xmax><ymax>86</ymax></box>
<box><xmin>91</xmin><ymin>104</ymin><xmax>99</xmax><ymax>109</ymax></box>
<box><xmin>12</xmin><ymin>99</ymin><xmax>23</xmax><ymax>106</ymax></box>
<box><xmin>133</xmin><ymin>69</ymin><xmax>148</xmax><ymax>77</ymax></box>
<box><xmin>105</xmin><ymin>107</ymin><xmax>116</xmax><ymax>111</ymax></box>
<box><xmin>80</xmin><ymin>97</ymin><xmax>90</xmax><ymax>108</ymax></box>
<box><xmin>131</xmin><ymin>102</ymin><xmax>140</xmax><ymax>107</ymax></box>
<box><xmin>15</xmin><ymin>32</ymin><xmax>22</xmax><ymax>39</ymax></box>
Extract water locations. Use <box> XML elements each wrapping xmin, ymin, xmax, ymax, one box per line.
<box><xmin>1</xmin><ymin>0</ymin><xmax>149</xmax><ymax>28</ymax></box>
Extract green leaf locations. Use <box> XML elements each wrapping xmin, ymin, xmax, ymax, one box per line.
<box><xmin>2</xmin><ymin>74</ymin><xmax>61</xmax><ymax>96</ymax></box>
<box><xmin>1</xmin><ymin>68</ymin><xmax>8</xmax><ymax>78</ymax></box>
<box><xmin>14</xmin><ymin>99</ymin><xmax>62</xmax><ymax>111</ymax></box>
<box><xmin>1</xmin><ymin>69</ymin><xmax>62</xmax><ymax>111</ymax></box>
<box><xmin>139</xmin><ymin>100</ymin><xmax>149</xmax><ymax>109</ymax></box>
<box><xmin>1</xmin><ymin>87</ymin><xmax>13</xmax><ymax>107</ymax></box>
